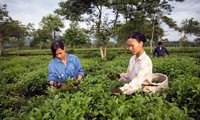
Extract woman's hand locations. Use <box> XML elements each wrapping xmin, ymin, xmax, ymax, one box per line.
<box><xmin>53</xmin><ymin>81</ymin><xmax>62</xmax><ymax>88</ymax></box>
<box><xmin>111</xmin><ymin>88</ymin><xmax>123</xmax><ymax>96</ymax></box>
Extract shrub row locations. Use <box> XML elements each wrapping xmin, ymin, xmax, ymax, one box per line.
<box><xmin>0</xmin><ymin>52</ymin><xmax>199</xmax><ymax>119</ymax></box>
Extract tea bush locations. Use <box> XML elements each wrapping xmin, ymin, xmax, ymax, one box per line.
<box><xmin>0</xmin><ymin>49</ymin><xmax>199</xmax><ymax>119</ymax></box>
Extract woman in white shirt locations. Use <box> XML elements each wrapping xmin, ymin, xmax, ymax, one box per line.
<box><xmin>112</xmin><ymin>31</ymin><xmax>155</xmax><ymax>95</ymax></box>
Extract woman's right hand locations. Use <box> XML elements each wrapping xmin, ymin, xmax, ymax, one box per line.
<box><xmin>116</xmin><ymin>73</ymin><xmax>121</xmax><ymax>78</ymax></box>
<box><xmin>50</xmin><ymin>80</ymin><xmax>54</xmax><ymax>86</ymax></box>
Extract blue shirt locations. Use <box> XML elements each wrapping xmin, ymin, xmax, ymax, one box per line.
<box><xmin>47</xmin><ymin>53</ymin><xmax>84</xmax><ymax>83</ymax></box>
<box><xmin>153</xmin><ymin>46</ymin><xmax>170</xmax><ymax>57</ymax></box>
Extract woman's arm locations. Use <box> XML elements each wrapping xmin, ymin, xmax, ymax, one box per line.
<box><xmin>120</xmin><ymin>61</ymin><xmax>152</xmax><ymax>94</ymax></box>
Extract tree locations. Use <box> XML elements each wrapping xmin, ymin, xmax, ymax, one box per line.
<box><xmin>194</xmin><ymin>37</ymin><xmax>200</xmax><ymax>46</ymax></box>
<box><xmin>7</xmin><ymin>20</ymin><xmax>26</xmax><ymax>50</ymax></box>
<box><xmin>0</xmin><ymin>4</ymin><xmax>11</xmax><ymax>55</ymax></box>
<box><xmin>31</xmin><ymin>14</ymin><xmax>64</xmax><ymax>49</ymax></box>
<box><xmin>62</xmin><ymin>22</ymin><xmax>89</xmax><ymax>50</ymax></box>
<box><xmin>194</xmin><ymin>32</ymin><xmax>200</xmax><ymax>46</ymax></box>
<box><xmin>179</xmin><ymin>18</ymin><xmax>200</xmax><ymax>46</ymax></box>
<box><xmin>0</xmin><ymin>4</ymin><xmax>27</xmax><ymax>51</ymax></box>
<box><xmin>25</xmin><ymin>23</ymin><xmax>35</xmax><ymax>36</ymax></box>
<box><xmin>97</xmin><ymin>14</ymin><xmax>114</xmax><ymax>58</ymax></box>
<box><xmin>31</xmin><ymin>28</ymin><xmax>51</xmax><ymax>49</ymax></box>
<box><xmin>55</xmin><ymin>0</ymin><xmax>118</xmax><ymax>58</ymax></box>
<box><xmin>40</xmin><ymin>14</ymin><xmax>64</xmax><ymax>41</ymax></box>
<box><xmin>113</xmin><ymin>18</ymin><xmax>164</xmax><ymax>50</ymax></box>
<box><xmin>140</xmin><ymin>0</ymin><xmax>184</xmax><ymax>52</ymax></box>
<box><xmin>179</xmin><ymin>35</ymin><xmax>188</xmax><ymax>47</ymax></box>
<box><xmin>55</xmin><ymin>0</ymin><xmax>186</xmax><ymax>55</ymax></box>
<box><xmin>108</xmin><ymin>0</ymin><xmax>179</xmax><ymax>53</ymax></box>
<box><xmin>55</xmin><ymin>0</ymin><xmax>94</xmax><ymax>22</ymax></box>
<box><xmin>179</xmin><ymin>18</ymin><xmax>200</xmax><ymax>36</ymax></box>
<box><xmin>108</xmin><ymin>0</ymin><xmax>140</xmax><ymax>53</ymax></box>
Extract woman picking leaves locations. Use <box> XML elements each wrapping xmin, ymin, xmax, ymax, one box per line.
<box><xmin>113</xmin><ymin>31</ymin><xmax>156</xmax><ymax>95</ymax></box>
<box><xmin>47</xmin><ymin>40</ymin><xmax>84</xmax><ymax>90</ymax></box>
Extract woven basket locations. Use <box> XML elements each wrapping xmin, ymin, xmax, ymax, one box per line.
<box><xmin>142</xmin><ymin>73</ymin><xmax>168</xmax><ymax>93</ymax></box>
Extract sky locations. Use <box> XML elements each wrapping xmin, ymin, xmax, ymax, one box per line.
<box><xmin>1</xmin><ymin>0</ymin><xmax>200</xmax><ymax>42</ymax></box>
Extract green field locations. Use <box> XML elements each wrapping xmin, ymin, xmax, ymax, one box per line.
<box><xmin>0</xmin><ymin>47</ymin><xmax>200</xmax><ymax>119</ymax></box>
<box><xmin>3</xmin><ymin>47</ymin><xmax>200</xmax><ymax>55</ymax></box>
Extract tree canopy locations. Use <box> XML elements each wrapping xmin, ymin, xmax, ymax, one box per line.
<box><xmin>1</xmin><ymin>0</ymin><xmax>200</xmax><ymax>56</ymax></box>
<box><xmin>62</xmin><ymin>22</ymin><xmax>89</xmax><ymax>49</ymax></box>
<box><xmin>40</xmin><ymin>14</ymin><xmax>64</xmax><ymax>41</ymax></box>
<box><xmin>0</xmin><ymin>4</ymin><xmax>28</xmax><ymax>54</ymax></box>
<box><xmin>55</xmin><ymin>0</ymin><xmax>186</xmax><ymax>56</ymax></box>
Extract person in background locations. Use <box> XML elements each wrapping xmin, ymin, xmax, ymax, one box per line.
<box><xmin>112</xmin><ymin>30</ymin><xmax>155</xmax><ymax>95</ymax></box>
<box><xmin>47</xmin><ymin>40</ymin><xmax>84</xmax><ymax>89</ymax></box>
<box><xmin>153</xmin><ymin>41</ymin><xmax>170</xmax><ymax>58</ymax></box>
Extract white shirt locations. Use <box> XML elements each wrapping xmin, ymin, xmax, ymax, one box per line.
<box><xmin>120</xmin><ymin>51</ymin><xmax>153</xmax><ymax>94</ymax></box>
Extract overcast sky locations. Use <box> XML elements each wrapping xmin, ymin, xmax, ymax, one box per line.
<box><xmin>1</xmin><ymin>0</ymin><xmax>200</xmax><ymax>41</ymax></box>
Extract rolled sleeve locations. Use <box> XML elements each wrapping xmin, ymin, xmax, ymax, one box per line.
<box><xmin>120</xmin><ymin>61</ymin><xmax>151</xmax><ymax>95</ymax></box>
<box><xmin>164</xmin><ymin>47</ymin><xmax>170</xmax><ymax>55</ymax></box>
<box><xmin>153</xmin><ymin>48</ymin><xmax>157</xmax><ymax>57</ymax></box>
<box><xmin>47</xmin><ymin>64</ymin><xmax>56</xmax><ymax>82</ymax></box>
<box><xmin>75</xmin><ymin>56</ymin><xmax>84</xmax><ymax>78</ymax></box>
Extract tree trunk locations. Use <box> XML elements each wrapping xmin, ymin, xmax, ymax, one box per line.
<box><xmin>97</xmin><ymin>4</ymin><xmax>104</xmax><ymax>59</ymax></box>
<box><xmin>100</xmin><ymin>45</ymin><xmax>107</xmax><ymax>59</ymax></box>
<box><xmin>150</xmin><ymin>19</ymin><xmax>155</xmax><ymax>53</ymax></box>
<box><xmin>39</xmin><ymin>42</ymin><xmax>42</xmax><ymax>50</ymax></box>
<box><xmin>103</xmin><ymin>46</ymin><xmax>106</xmax><ymax>58</ymax></box>
<box><xmin>100</xmin><ymin>46</ymin><xmax>104</xmax><ymax>58</ymax></box>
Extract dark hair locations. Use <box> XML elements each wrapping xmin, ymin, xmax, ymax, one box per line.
<box><xmin>158</xmin><ymin>41</ymin><xmax>163</xmax><ymax>45</ymax></box>
<box><xmin>51</xmin><ymin>40</ymin><xmax>65</xmax><ymax>58</ymax></box>
<box><xmin>127</xmin><ymin>30</ymin><xmax>147</xmax><ymax>43</ymax></box>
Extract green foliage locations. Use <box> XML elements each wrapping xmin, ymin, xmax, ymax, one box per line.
<box><xmin>0</xmin><ymin>4</ymin><xmax>34</xmax><ymax>55</ymax></box>
<box><xmin>62</xmin><ymin>22</ymin><xmax>89</xmax><ymax>48</ymax></box>
<box><xmin>40</xmin><ymin>14</ymin><xmax>64</xmax><ymax>40</ymax></box>
<box><xmin>55</xmin><ymin>0</ymin><xmax>94</xmax><ymax>21</ymax></box>
<box><xmin>0</xmin><ymin>56</ymin><xmax>50</xmax><ymax>118</ymax></box>
<box><xmin>30</xmin><ymin>14</ymin><xmax>65</xmax><ymax>49</ymax></box>
<box><xmin>31</xmin><ymin>28</ymin><xmax>51</xmax><ymax>49</ymax></box>
<box><xmin>153</xmin><ymin>57</ymin><xmax>200</xmax><ymax>79</ymax></box>
<box><xmin>0</xmin><ymin>48</ymin><xmax>200</xmax><ymax>119</ymax></box>
<box><xmin>180</xmin><ymin>18</ymin><xmax>200</xmax><ymax>36</ymax></box>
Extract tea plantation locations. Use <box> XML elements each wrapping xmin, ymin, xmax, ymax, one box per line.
<box><xmin>0</xmin><ymin>48</ymin><xmax>200</xmax><ymax>120</ymax></box>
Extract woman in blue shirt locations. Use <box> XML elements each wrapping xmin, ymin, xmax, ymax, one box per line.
<box><xmin>47</xmin><ymin>40</ymin><xmax>84</xmax><ymax>88</ymax></box>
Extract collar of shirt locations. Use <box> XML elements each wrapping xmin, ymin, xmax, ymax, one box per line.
<box><xmin>135</xmin><ymin>51</ymin><xmax>147</xmax><ymax>61</ymax></box>
<box><xmin>157</xmin><ymin>46</ymin><xmax>164</xmax><ymax>50</ymax></box>
<box><xmin>54</xmin><ymin>53</ymin><xmax>70</xmax><ymax>64</ymax></box>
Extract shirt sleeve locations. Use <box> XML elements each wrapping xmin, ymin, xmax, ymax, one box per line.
<box><xmin>47</xmin><ymin>63</ymin><xmax>57</xmax><ymax>82</ymax></box>
<box><xmin>153</xmin><ymin>48</ymin><xmax>157</xmax><ymax>57</ymax></box>
<box><xmin>120</xmin><ymin>60</ymin><xmax>151</xmax><ymax>95</ymax></box>
<box><xmin>120</xmin><ymin>57</ymin><xmax>132</xmax><ymax>81</ymax></box>
<box><xmin>164</xmin><ymin>47</ymin><xmax>170</xmax><ymax>55</ymax></box>
<box><xmin>75</xmin><ymin>57</ymin><xmax>84</xmax><ymax>78</ymax></box>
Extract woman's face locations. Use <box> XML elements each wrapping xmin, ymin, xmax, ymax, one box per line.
<box><xmin>55</xmin><ymin>48</ymin><xmax>66</xmax><ymax>60</ymax></box>
<box><xmin>127</xmin><ymin>38</ymin><xmax>143</xmax><ymax>55</ymax></box>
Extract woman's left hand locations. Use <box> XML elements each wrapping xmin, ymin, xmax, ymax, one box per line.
<box><xmin>111</xmin><ymin>88</ymin><xmax>123</xmax><ymax>96</ymax></box>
